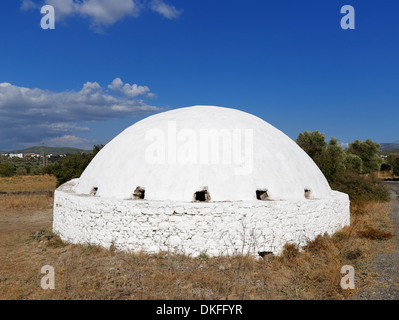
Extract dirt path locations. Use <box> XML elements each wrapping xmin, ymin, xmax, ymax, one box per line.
<box><xmin>355</xmin><ymin>182</ymin><xmax>399</xmax><ymax>299</ymax></box>
<box><xmin>0</xmin><ymin>208</ymin><xmax>53</xmax><ymax>242</ymax></box>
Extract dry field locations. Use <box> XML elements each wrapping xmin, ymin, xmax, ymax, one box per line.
<box><xmin>0</xmin><ymin>175</ymin><xmax>395</xmax><ymax>300</ymax></box>
<box><xmin>0</xmin><ymin>175</ymin><xmax>56</xmax><ymax>209</ymax></box>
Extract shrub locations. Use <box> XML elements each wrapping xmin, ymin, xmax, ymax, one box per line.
<box><xmin>331</xmin><ymin>171</ymin><xmax>390</xmax><ymax>202</ymax></box>
<box><xmin>303</xmin><ymin>234</ymin><xmax>331</xmax><ymax>255</ymax></box>
<box><xmin>281</xmin><ymin>243</ymin><xmax>299</xmax><ymax>260</ymax></box>
<box><xmin>341</xmin><ymin>247</ymin><xmax>363</xmax><ymax>260</ymax></box>
<box><xmin>0</xmin><ymin>162</ymin><xmax>14</xmax><ymax>177</ymax></box>
<box><xmin>43</xmin><ymin>145</ymin><xmax>103</xmax><ymax>187</ymax></box>
<box><xmin>331</xmin><ymin>231</ymin><xmax>347</xmax><ymax>243</ymax></box>
<box><xmin>15</xmin><ymin>166</ymin><xmax>28</xmax><ymax>176</ymax></box>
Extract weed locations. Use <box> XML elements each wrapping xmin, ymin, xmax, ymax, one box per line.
<box><xmin>341</xmin><ymin>247</ymin><xmax>363</xmax><ymax>261</ymax></box>
<box><xmin>332</xmin><ymin>231</ymin><xmax>347</xmax><ymax>243</ymax></box>
<box><xmin>197</xmin><ymin>253</ymin><xmax>209</xmax><ymax>262</ymax></box>
<box><xmin>357</xmin><ymin>226</ymin><xmax>393</xmax><ymax>240</ymax></box>
<box><xmin>281</xmin><ymin>243</ymin><xmax>299</xmax><ymax>260</ymax></box>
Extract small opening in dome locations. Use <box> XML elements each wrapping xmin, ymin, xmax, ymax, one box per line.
<box><xmin>256</xmin><ymin>190</ymin><xmax>268</xmax><ymax>200</ymax></box>
<box><xmin>91</xmin><ymin>187</ymin><xmax>98</xmax><ymax>196</ymax></box>
<box><xmin>194</xmin><ymin>189</ymin><xmax>211</xmax><ymax>202</ymax></box>
<box><xmin>258</xmin><ymin>251</ymin><xmax>273</xmax><ymax>258</ymax></box>
<box><xmin>133</xmin><ymin>187</ymin><xmax>145</xmax><ymax>200</ymax></box>
<box><xmin>304</xmin><ymin>189</ymin><xmax>312</xmax><ymax>199</ymax></box>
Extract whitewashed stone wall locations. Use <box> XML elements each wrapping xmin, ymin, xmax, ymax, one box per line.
<box><xmin>53</xmin><ymin>179</ymin><xmax>350</xmax><ymax>256</ymax></box>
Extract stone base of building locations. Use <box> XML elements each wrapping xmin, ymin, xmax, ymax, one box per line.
<box><xmin>53</xmin><ymin>179</ymin><xmax>350</xmax><ymax>256</ymax></box>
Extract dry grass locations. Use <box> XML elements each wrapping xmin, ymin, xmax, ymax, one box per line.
<box><xmin>0</xmin><ymin>193</ymin><xmax>54</xmax><ymax>209</ymax></box>
<box><xmin>0</xmin><ymin>175</ymin><xmax>56</xmax><ymax>210</ymax></box>
<box><xmin>0</xmin><ymin>195</ymin><xmax>394</xmax><ymax>300</ymax></box>
<box><xmin>0</xmin><ymin>175</ymin><xmax>56</xmax><ymax>193</ymax></box>
<box><xmin>0</xmin><ymin>176</ymin><xmax>395</xmax><ymax>299</ymax></box>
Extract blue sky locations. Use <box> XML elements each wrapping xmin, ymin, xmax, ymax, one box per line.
<box><xmin>0</xmin><ymin>0</ymin><xmax>398</xmax><ymax>150</ymax></box>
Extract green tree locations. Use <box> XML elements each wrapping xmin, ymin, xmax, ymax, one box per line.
<box><xmin>389</xmin><ymin>155</ymin><xmax>399</xmax><ymax>177</ymax></box>
<box><xmin>346</xmin><ymin>139</ymin><xmax>382</xmax><ymax>174</ymax></box>
<box><xmin>296</xmin><ymin>131</ymin><xmax>327</xmax><ymax>166</ymax></box>
<box><xmin>43</xmin><ymin>145</ymin><xmax>103</xmax><ymax>186</ymax></box>
<box><xmin>386</xmin><ymin>154</ymin><xmax>399</xmax><ymax>176</ymax></box>
<box><xmin>0</xmin><ymin>162</ymin><xmax>14</xmax><ymax>177</ymax></box>
<box><xmin>318</xmin><ymin>137</ymin><xmax>346</xmax><ymax>183</ymax></box>
<box><xmin>344</xmin><ymin>153</ymin><xmax>363</xmax><ymax>174</ymax></box>
<box><xmin>296</xmin><ymin>132</ymin><xmax>347</xmax><ymax>183</ymax></box>
<box><xmin>296</xmin><ymin>131</ymin><xmax>389</xmax><ymax>202</ymax></box>
<box><xmin>386</xmin><ymin>154</ymin><xmax>399</xmax><ymax>167</ymax></box>
<box><xmin>380</xmin><ymin>163</ymin><xmax>392</xmax><ymax>172</ymax></box>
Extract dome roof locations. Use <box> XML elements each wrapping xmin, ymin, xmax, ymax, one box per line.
<box><xmin>74</xmin><ymin>106</ymin><xmax>332</xmax><ymax>201</ymax></box>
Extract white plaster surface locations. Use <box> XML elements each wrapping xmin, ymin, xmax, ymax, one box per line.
<box><xmin>53</xmin><ymin>106</ymin><xmax>351</xmax><ymax>256</ymax></box>
<box><xmin>73</xmin><ymin>106</ymin><xmax>333</xmax><ymax>201</ymax></box>
<box><xmin>53</xmin><ymin>179</ymin><xmax>350</xmax><ymax>256</ymax></box>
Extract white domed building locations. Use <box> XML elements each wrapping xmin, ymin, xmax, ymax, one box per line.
<box><xmin>53</xmin><ymin>106</ymin><xmax>350</xmax><ymax>256</ymax></box>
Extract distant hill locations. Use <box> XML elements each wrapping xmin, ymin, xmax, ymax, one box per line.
<box><xmin>380</xmin><ymin>143</ymin><xmax>399</xmax><ymax>155</ymax></box>
<box><xmin>3</xmin><ymin>146</ymin><xmax>91</xmax><ymax>156</ymax></box>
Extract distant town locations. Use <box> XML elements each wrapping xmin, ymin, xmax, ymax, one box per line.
<box><xmin>0</xmin><ymin>146</ymin><xmax>89</xmax><ymax>159</ymax></box>
<box><xmin>0</xmin><ymin>146</ymin><xmax>91</xmax><ymax>175</ymax></box>
<box><xmin>0</xmin><ymin>152</ymin><xmax>67</xmax><ymax>159</ymax></box>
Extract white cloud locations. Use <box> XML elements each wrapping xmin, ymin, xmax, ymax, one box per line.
<box><xmin>107</xmin><ymin>77</ymin><xmax>124</xmax><ymax>91</ymax></box>
<box><xmin>0</xmin><ymin>78</ymin><xmax>161</xmax><ymax>149</ymax></box>
<box><xmin>21</xmin><ymin>0</ymin><xmax>38</xmax><ymax>11</ymax></box>
<box><xmin>39</xmin><ymin>123</ymin><xmax>90</xmax><ymax>133</ymax></box>
<box><xmin>21</xmin><ymin>0</ymin><xmax>183</xmax><ymax>30</ymax></box>
<box><xmin>42</xmin><ymin>0</ymin><xmax>138</xmax><ymax>31</ymax></box>
<box><xmin>79</xmin><ymin>0</ymin><xmax>139</xmax><ymax>28</ymax></box>
<box><xmin>44</xmin><ymin>0</ymin><xmax>78</xmax><ymax>19</ymax></box>
<box><xmin>108</xmin><ymin>77</ymin><xmax>150</xmax><ymax>98</ymax></box>
<box><xmin>0</xmin><ymin>78</ymin><xmax>158</xmax><ymax>121</ymax></box>
<box><xmin>44</xmin><ymin>135</ymin><xmax>94</xmax><ymax>148</ymax></box>
<box><xmin>149</xmin><ymin>0</ymin><xmax>182</xmax><ymax>19</ymax></box>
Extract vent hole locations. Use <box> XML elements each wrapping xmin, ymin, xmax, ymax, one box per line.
<box><xmin>258</xmin><ymin>251</ymin><xmax>273</xmax><ymax>258</ymax></box>
<box><xmin>91</xmin><ymin>187</ymin><xmax>98</xmax><ymax>196</ymax></box>
<box><xmin>194</xmin><ymin>189</ymin><xmax>211</xmax><ymax>202</ymax></box>
<box><xmin>304</xmin><ymin>189</ymin><xmax>311</xmax><ymax>199</ymax></box>
<box><xmin>256</xmin><ymin>190</ymin><xmax>268</xmax><ymax>200</ymax></box>
<box><xmin>133</xmin><ymin>187</ymin><xmax>145</xmax><ymax>200</ymax></box>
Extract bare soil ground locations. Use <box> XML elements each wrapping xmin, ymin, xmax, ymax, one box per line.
<box><xmin>0</xmin><ymin>209</ymin><xmax>53</xmax><ymax>241</ymax></box>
